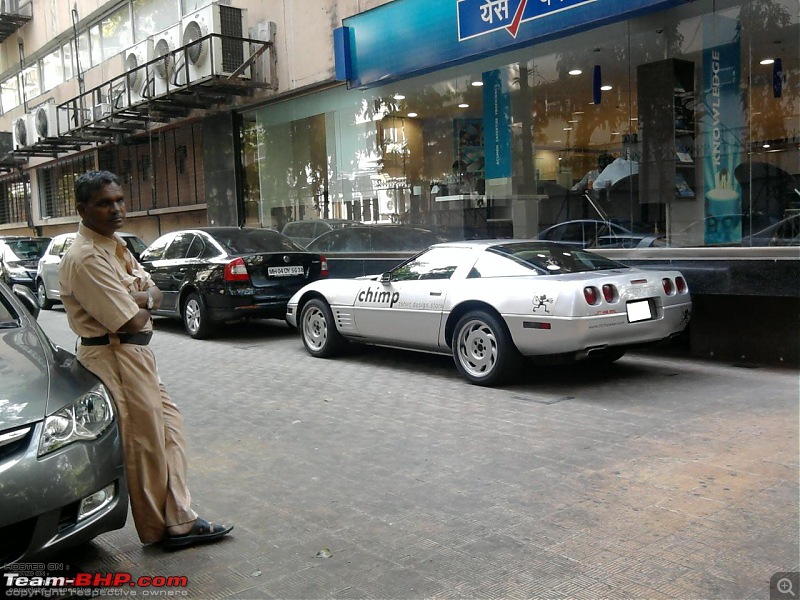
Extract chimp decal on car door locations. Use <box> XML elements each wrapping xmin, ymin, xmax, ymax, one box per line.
<box><xmin>357</xmin><ymin>287</ymin><xmax>400</xmax><ymax>308</ymax></box>
<box><xmin>532</xmin><ymin>294</ymin><xmax>554</xmax><ymax>313</ymax></box>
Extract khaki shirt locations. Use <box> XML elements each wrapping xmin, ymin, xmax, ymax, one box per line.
<box><xmin>60</xmin><ymin>223</ymin><xmax>153</xmax><ymax>338</ymax></box>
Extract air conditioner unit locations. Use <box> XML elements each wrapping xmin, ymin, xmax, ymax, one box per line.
<box><xmin>152</xmin><ymin>24</ymin><xmax>184</xmax><ymax>96</ymax></box>
<box><xmin>93</xmin><ymin>102</ymin><xmax>113</xmax><ymax>123</ymax></box>
<box><xmin>34</xmin><ymin>103</ymin><xmax>69</xmax><ymax>140</ymax></box>
<box><xmin>12</xmin><ymin>114</ymin><xmax>31</xmax><ymax>150</ymax></box>
<box><xmin>181</xmin><ymin>2</ymin><xmax>249</xmax><ymax>83</ymax></box>
<box><xmin>124</xmin><ymin>39</ymin><xmax>154</xmax><ymax>105</ymax></box>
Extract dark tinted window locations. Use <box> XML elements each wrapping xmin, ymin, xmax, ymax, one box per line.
<box><xmin>488</xmin><ymin>243</ymin><xmax>626</xmax><ymax>273</ymax></box>
<box><xmin>164</xmin><ymin>233</ymin><xmax>195</xmax><ymax>259</ymax></box>
<box><xmin>139</xmin><ymin>235</ymin><xmax>172</xmax><ymax>261</ymax></box>
<box><xmin>210</xmin><ymin>229</ymin><xmax>304</xmax><ymax>254</ymax></box>
<box><xmin>186</xmin><ymin>235</ymin><xmax>205</xmax><ymax>258</ymax></box>
<box><xmin>391</xmin><ymin>247</ymin><xmax>465</xmax><ymax>281</ymax></box>
<box><xmin>123</xmin><ymin>236</ymin><xmax>147</xmax><ymax>255</ymax></box>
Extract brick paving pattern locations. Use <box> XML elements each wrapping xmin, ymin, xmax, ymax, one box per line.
<box><xmin>36</xmin><ymin>311</ymin><xmax>799</xmax><ymax>599</ymax></box>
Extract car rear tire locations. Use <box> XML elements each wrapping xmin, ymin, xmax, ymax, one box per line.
<box><xmin>36</xmin><ymin>280</ymin><xmax>54</xmax><ymax>310</ymax></box>
<box><xmin>452</xmin><ymin>310</ymin><xmax>521</xmax><ymax>386</ymax></box>
<box><xmin>182</xmin><ymin>292</ymin><xmax>214</xmax><ymax>339</ymax></box>
<box><xmin>300</xmin><ymin>298</ymin><xmax>346</xmax><ymax>358</ymax></box>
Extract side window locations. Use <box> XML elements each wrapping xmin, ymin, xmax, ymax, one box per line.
<box><xmin>163</xmin><ymin>233</ymin><xmax>195</xmax><ymax>260</ymax></box>
<box><xmin>61</xmin><ymin>237</ymin><xmax>75</xmax><ymax>254</ymax></box>
<box><xmin>468</xmin><ymin>252</ymin><xmax>536</xmax><ymax>278</ymax></box>
<box><xmin>561</xmin><ymin>223</ymin><xmax>585</xmax><ymax>243</ymax></box>
<box><xmin>140</xmin><ymin>235</ymin><xmax>172</xmax><ymax>261</ymax></box>
<box><xmin>391</xmin><ymin>248</ymin><xmax>464</xmax><ymax>281</ymax></box>
<box><xmin>48</xmin><ymin>240</ymin><xmax>63</xmax><ymax>256</ymax></box>
<box><xmin>185</xmin><ymin>235</ymin><xmax>205</xmax><ymax>259</ymax></box>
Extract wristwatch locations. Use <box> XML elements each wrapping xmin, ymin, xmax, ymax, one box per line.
<box><xmin>146</xmin><ymin>288</ymin><xmax>154</xmax><ymax>311</ymax></box>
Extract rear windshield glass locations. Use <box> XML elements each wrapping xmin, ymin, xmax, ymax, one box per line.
<box><xmin>488</xmin><ymin>243</ymin><xmax>627</xmax><ymax>274</ymax></box>
<box><xmin>211</xmin><ymin>229</ymin><xmax>305</xmax><ymax>254</ymax></box>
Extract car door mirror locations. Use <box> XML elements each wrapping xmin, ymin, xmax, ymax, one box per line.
<box><xmin>379</xmin><ymin>272</ymin><xmax>392</xmax><ymax>284</ymax></box>
<box><xmin>12</xmin><ymin>284</ymin><xmax>39</xmax><ymax>319</ymax></box>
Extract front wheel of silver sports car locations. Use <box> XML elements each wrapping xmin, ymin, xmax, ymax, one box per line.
<box><xmin>300</xmin><ymin>298</ymin><xmax>346</xmax><ymax>358</ymax></box>
<box><xmin>452</xmin><ymin>310</ymin><xmax>521</xmax><ymax>386</ymax></box>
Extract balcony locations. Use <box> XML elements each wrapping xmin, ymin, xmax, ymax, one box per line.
<box><xmin>0</xmin><ymin>0</ymin><xmax>32</xmax><ymax>43</ymax></box>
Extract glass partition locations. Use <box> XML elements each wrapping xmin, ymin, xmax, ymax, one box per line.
<box><xmin>242</xmin><ymin>0</ymin><xmax>798</xmax><ymax>251</ymax></box>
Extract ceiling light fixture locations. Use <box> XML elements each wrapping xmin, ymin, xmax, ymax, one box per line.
<box><xmin>393</xmin><ymin>93</ymin><xmax>406</xmax><ymax>100</ymax></box>
<box><xmin>471</xmin><ymin>81</ymin><xmax>484</xmax><ymax>86</ymax></box>
<box><xmin>568</xmin><ymin>69</ymin><xmax>582</xmax><ymax>76</ymax></box>
<box><xmin>407</xmin><ymin>112</ymin><xmax>418</xmax><ymax>118</ymax></box>
<box><xmin>760</xmin><ymin>58</ymin><xmax>775</xmax><ymax>65</ymax></box>
<box><xmin>458</xmin><ymin>103</ymin><xmax>470</xmax><ymax>108</ymax></box>
<box><xmin>600</xmin><ymin>85</ymin><xmax>613</xmax><ymax>91</ymax></box>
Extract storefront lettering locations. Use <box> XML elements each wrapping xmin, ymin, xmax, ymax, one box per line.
<box><xmin>711</xmin><ymin>49</ymin><xmax>721</xmax><ymax>167</ymax></box>
<box><xmin>480</xmin><ymin>0</ymin><xmax>509</xmax><ymax>24</ymax></box>
<box><xmin>357</xmin><ymin>288</ymin><xmax>401</xmax><ymax>308</ymax></box>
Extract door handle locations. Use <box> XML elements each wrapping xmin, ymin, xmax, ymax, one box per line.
<box><xmin>429</xmin><ymin>291</ymin><xmax>442</xmax><ymax>296</ymax></box>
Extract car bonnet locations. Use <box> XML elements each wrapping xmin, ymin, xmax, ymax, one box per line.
<box><xmin>0</xmin><ymin>324</ymin><xmax>50</xmax><ymax>429</ymax></box>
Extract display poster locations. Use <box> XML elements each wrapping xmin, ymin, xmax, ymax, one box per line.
<box><xmin>482</xmin><ymin>69</ymin><xmax>512</xmax><ymax>180</ymax></box>
<box><xmin>702</xmin><ymin>15</ymin><xmax>742</xmax><ymax>244</ymax></box>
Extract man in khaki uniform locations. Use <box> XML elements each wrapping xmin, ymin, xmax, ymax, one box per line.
<box><xmin>59</xmin><ymin>170</ymin><xmax>232</xmax><ymax>549</ymax></box>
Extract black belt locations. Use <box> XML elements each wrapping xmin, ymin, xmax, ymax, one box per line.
<box><xmin>81</xmin><ymin>332</ymin><xmax>153</xmax><ymax>346</ymax></box>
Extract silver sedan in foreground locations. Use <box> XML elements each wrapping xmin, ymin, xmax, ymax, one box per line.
<box><xmin>0</xmin><ymin>283</ymin><xmax>128</xmax><ymax>565</ymax></box>
<box><xmin>286</xmin><ymin>241</ymin><xmax>692</xmax><ymax>386</ymax></box>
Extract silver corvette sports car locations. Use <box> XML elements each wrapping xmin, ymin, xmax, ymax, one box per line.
<box><xmin>286</xmin><ymin>241</ymin><xmax>692</xmax><ymax>386</ymax></box>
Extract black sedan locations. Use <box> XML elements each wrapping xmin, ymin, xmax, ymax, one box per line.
<box><xmin>138</xmin><ymin>227</ymin><xmax>328</xmax><ymax>338</ymax></box>
<box><xmin>0</xmin><ymin>282</ymin><xmax>128</xmax><ymax>564</ymax></box>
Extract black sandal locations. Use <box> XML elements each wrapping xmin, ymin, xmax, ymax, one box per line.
<box><xmin>162</xmin><ymin>517</ymin><xmax>233</xmax><ymax>549</ymax></box>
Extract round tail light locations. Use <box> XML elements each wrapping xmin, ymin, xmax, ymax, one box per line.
<box><xmin>675</xmin><ymin>276</ymin><xmax>687</xmax><ymax>294</ymax></box>
<box><xmin>662</xmin><ymin>278</ymin><xmax>674</xmax><ymax>295</ymax></box>
<box><xmin>584</xmin><ymin>286</ymin><xmax>600</xmax><ymax>305</ymax></box>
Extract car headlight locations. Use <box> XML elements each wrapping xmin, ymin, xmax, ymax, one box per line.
<box><xmin>7</xmin><ymin>265</ymin><xmax>31</xmax><ymax>279</ymax></box>
<box><xmin>38</xmin><ymin>384</ymin><xmax>115</xmax><ymax>457</ymax></box>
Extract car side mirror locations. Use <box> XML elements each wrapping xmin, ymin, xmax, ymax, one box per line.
<box><xmin>12</xmin><ymin>284</ymin><xmax>40</xmax><ymax>319</ymax></box>
<box><xmin>379</xmin><ymin>272</ymin><xmax>392</xmax><ymax>284</ymax></box>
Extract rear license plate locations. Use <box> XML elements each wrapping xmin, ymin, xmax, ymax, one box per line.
<box><xmin>626</xmin><ymin>299</ymin><xmax>653</xmax><ymax>322</ymax></box>
<box><xmin>268</xmin><ymin>266</ymin><xmax>304</xmax><ymax>277</ymax></box>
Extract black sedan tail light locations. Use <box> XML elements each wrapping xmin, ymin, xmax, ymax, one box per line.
<box><xmin>224</xmin><ymin>257</ymin><xmax>251</xmax><ymax>283</ymax></box>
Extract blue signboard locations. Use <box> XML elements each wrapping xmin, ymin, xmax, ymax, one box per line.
<box><xmin>338</xmin><ymin>0</ymin><xmax>687</xmax><ymax>89</ymax></box>
<box><xmin>458</xmin><ymin>0</ymin><xmax>596</xmax><ymax>41</ymax></box>
<box><xmin>701</xmin><ymin>15</ymin><xmax>742</xmax><ymax>245</ymax></box>
<box><xmin>482</xmin><ymin>69</ymin><xmax>512</xmax><ymax>179</ymax></box>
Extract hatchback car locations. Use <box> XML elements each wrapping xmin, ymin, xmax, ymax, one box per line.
<box><xmin>36</xmin><ymin>231</ymin><xmax>147</xmax><ymax>310</ymax></box>
<box><xmin>0</xmin><ymin>236</ymin><xmax>51</xmax><ymax>291</ymax></box>
<box><xmin>138</xmin><ymin>227</ymin><xmax>328</xmax><ymax>338</ymax></box>
<box><xmin>0</xmin><ymin>282</ymin><xmax>128</xmax><ymax>565</ymax></box>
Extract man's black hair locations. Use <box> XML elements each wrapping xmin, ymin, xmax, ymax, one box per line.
<box><xmin>75</xmin><ymin>170</ymin><xmax>120</xmax><ymax>206</ymax></box>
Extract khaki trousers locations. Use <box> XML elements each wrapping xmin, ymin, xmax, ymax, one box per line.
<box><xmin>78</xmin><ymin>340</ymin><xmax>197</xmax><ymax>544</ymax></box>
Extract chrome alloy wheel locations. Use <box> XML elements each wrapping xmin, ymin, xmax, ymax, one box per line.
<box><xmin>455</xmin><ymin>318</ymin><xmax>498</xmax><ymax>379</ymax></box>
<box><xmin>302</xmin><ymin>304</ymin><xmax>328</xmax><ymax>352</ymax></box>
<box><xmin>184</xmin><ymin>297</ymin><xmax>202</xmax><ymax>335</ymax></box>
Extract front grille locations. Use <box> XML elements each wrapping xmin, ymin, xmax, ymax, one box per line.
<box><xmin>0</xmin><ymin>425</ymin><xmax>33</xmax><ymax>461</ymax></box>
<box><xmin>0</xmin><ymin>518</ymin><xmax>35</xmax><ymax>567</ymax></box>
<box><xmin>219</xmin><ymin>5</ymin><xmax>244</xmax><ymax>73</ymax></box>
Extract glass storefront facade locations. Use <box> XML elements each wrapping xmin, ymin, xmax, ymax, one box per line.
<box><xmin>242</xmin><ymin>0</ymin><xmax>798</xmax><ymax>251</ymax></box>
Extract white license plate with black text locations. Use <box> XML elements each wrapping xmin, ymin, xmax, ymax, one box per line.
<box><xmin>268</xmin><ymin>266</ymin><xmax>304</xmax><ymax>277</ymax></box>
<box><xmin>626</xmin><ymin>299</ymin><xmax>653</xmax><ymax>322</ymax></box>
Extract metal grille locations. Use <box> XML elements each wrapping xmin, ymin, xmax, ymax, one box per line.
<box><xmin>219</xmin><ymin>5</ymin><xmax>244</xmax><ymax>73</ymax></box>
<box><xmin>39</xmin><ymin>154</ymin><xmax>94</xmax><ymax>218</ymax></box>
<box><xmin>0</xmin><ymin>174</ymin><xmax>30</xmax><ymax>225</ymax></box>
